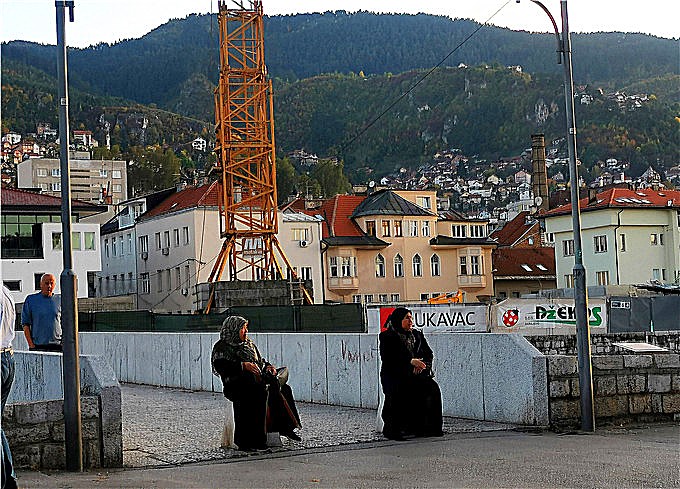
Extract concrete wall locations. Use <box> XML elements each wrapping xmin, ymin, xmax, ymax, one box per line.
<box><xmin>6</xmin><ymin>351</ymin><xmax>123</xmax><ymax>467</ymax></box>
<box><xmin>547</xmin><ymin>353</ymin><xmax>680</xmax><ymax>427</ymax></box>
<box><xmin>527</xmin><ymin>332</ymin><xmax>680</xmax><ymax>355</ymax></box>
<box><xmin>15</xmin><ymin>332</ymin><xmax>549</xmax><ymax>426</ymax></box>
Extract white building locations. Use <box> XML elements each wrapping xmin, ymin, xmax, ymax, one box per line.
<box><xmin>17</xmin><ymin>154</ymin><xmax>128</xmax><ymax>204</ymax></box>
<box><xmin>0</xmin><ymin>187</ymin><xmax>104</xmax><ymax>303</ymax></box>
<box><xmin>543</xmin><ymin>188</ymin><xmax>680</xmax><ymax>288</ymax></box>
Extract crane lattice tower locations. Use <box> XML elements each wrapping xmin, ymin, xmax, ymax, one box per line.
<box><xmin>207</xmin><ymin>0</ymin><xmax>309</xmax><ymax>308</ymax></box>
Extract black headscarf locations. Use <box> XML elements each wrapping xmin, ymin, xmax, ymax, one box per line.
<box><xmin>385</xmin><ymin>307</ymin><xmax>415</xmax><ymax>354</ymax></box>
<box><xmin>211</xmin><ymin>315</ymin><xmax>263</xmax><ymax>375</ymax></box>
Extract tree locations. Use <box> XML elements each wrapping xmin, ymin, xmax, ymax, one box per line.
<box><xmin>276</xmin><ymin>157</ymin><xmax>298</xmax><ymax>204</ymax></box>
<box><xmin>127</xmin><ymin>145</ymin><xmax>181</xmax><ymax>196</ymax></box>
<box><xmin>310</xmin><ymin>159</ymin><xmax>352</xmax><ymax>197</ymax></box>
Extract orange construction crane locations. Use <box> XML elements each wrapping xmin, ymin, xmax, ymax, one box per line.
<box><xmin>427</xmin><ymin>290</ymin><xmax>464</xmax><ymax>304</ymax></box>
<box><xmin>205</xmin><ymin>0</ymin><xmax>310</xmax><ymax>312</ymax></box>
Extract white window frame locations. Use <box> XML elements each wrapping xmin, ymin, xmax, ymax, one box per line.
<box><xmin>563</xmin><ymin>239</ymin><xmax>574</xmax><ymax>256</ymax></box>
<box><xmin>430</xmin><ymin>254</ymin><xmax>441</xmax><ymax>276</ymax></box>
<box><xmin>329</xmin><ymin>256</ymin><xmax>339</xmax><ymax>277</ymax></box>
<box><xmin>594</xmin><ymin>235</ymin><xmax>607</xmax><ymax>253</ymax></box>
<box><xmin>375</xmin><ymin>254</ymin><xmax>385</xmax><ymax>278</ymax></box>
<box><xmin>412</xmin><ymin>254</ymin><xmax>422</xmax><ymax>277</ymax></box>
<box><xmin>394</xmin><ymin>254</ymin><xmax>404</xmax><ymax>277</ymax></box>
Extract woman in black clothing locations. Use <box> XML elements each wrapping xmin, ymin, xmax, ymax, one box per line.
<box><xmin>379</xmin><ymin>307</ymin><xmax>443</xmax><ymax>440</ymax></box>
<box><xmin>212</xmin><ymin>316</ymin><xmax>301</xmax><ymax>450</ymax></box>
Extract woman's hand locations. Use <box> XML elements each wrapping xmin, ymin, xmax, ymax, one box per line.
<box><xmin>410</xmin><ymin>358</ymin><xmax>427</xmax><ymax>375</ymax></box>
<box><xmin>243</xmin><ymin>361</ymin><xmax>262</xmax><ymax>381</ymax></box>
<box><xmin>265</xmin><ymin>365</ymin><xmax>277</xmax><ymax>375</ymax></box>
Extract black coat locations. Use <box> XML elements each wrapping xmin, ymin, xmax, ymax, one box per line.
<box><xmin>379</xmin><ymin>327</ymin><xmax>433</xmax><ymax>394</ymax></box>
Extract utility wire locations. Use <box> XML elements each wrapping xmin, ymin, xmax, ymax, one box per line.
<box><xmin>340</xmin><ymin>0</ymin><xmax>513</xmax><ymax>152</ymax></box>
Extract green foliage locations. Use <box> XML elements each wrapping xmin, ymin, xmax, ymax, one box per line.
<box><xmin>127</xmin><ymin>145</ymin><xmax>181</xmax><ymax>195</ymax></box>
<box><xmin>276</xmin><ymin>157</ymin><xmax>298</xmax><ymax>204</ymax></box>
<box><xmin>310</xmin><ymin>159</ymin><xmax>352</xmax><ymax>197</ymax></box>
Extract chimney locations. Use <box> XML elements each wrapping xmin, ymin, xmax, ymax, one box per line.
<box><xmin>588</xmin><ymin>188</ymin><xmax>598</xmax><ymax>204</ymax></box>
<box><xmin>531</xmin><ymin>134</ymin><xmax>549</xmax><ymax>211</ymax></box>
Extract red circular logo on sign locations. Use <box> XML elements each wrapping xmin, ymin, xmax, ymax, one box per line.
<box><xmin>501</xmin><ymin>309</ymin><xmax>519</xmax><ymax>327</ymax></box>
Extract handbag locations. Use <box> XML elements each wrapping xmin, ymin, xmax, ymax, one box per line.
<box><xmin>275</xmin><ymin>366</ymin><xmax>289</xmax><ymax>387</ymax></box>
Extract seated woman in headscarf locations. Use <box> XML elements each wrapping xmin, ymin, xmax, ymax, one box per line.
<box><xmin>211</xmin><ymin>315</ymin><xmax>302</xmax><ymax>450</ymax></box>
<box><xmin>379</xmin><ymin>307</ymin><xmax>443</xmax><ymax>440</ymax></box>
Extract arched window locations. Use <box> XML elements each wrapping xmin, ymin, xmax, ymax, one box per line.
<box><xmin>394</xmin><ymin>254</ymin><xmax>404</xmax><ymax>277</ymax></box>
<box><xmin>375</xmin><ymin>254</ymin><xmax>385</xmax><ymax>278</ymax></box>
<box><xmin>430</xmin><ymin>254</ymin><xmax>441</xmax><ymax>276</ymax></box>
<box><xmin>412</xmin><ymin>254</ymin><xmax>422</xmax><ymax>277</ymax></box>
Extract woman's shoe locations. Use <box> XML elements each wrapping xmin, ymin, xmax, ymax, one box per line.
<box><xmin>282</xmin><ymin>431</ymin><xmax>302</xmax><ymax>441</ymax></box>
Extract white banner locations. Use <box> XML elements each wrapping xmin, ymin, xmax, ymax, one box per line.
<box><xmin>493</xmin><ymin>298</ymin><xmax>607</xmax><ymax>332</ymax></box>
<box><xmin>366</xmin><ymin>303</ymin><xmax>488</xmax><ymax>334</ymax></box>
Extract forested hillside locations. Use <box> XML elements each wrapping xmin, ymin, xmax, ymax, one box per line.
<box><xmin>2</xmin><ymin>11</ymin><xmax>676</xmax><ymax>110</ymax></box>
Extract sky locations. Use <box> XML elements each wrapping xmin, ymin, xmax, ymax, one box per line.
<box><xmin>0</xmin><ymin>0</ymin><xmax>677</xmax><ymax>48</ymax></box>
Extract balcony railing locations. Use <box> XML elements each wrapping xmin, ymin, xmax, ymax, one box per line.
<box><xmin>458</xmin><ymin>274</ymin><xmax>487</xmax><ymax>288</ymax></box>
<box><xmin>327</xmin><ymin>276</ymin><xmax>359</xmax><ymax>290</ymax></box>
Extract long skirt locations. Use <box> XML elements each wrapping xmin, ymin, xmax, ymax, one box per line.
<box><xmin>381</xmin><ymin>375</ymin><xmax>442</xmax><ymax>437</ymax></box>
<box><xmin>233</xmin><ymin>379</ymin><xmax>301</xmax><ymax>450</ymax></box>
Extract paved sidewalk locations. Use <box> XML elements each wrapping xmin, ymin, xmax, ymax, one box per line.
<box><xmin>121</xmin><ymin>383</ymin><xmax>516</xmax><ymax>467</ymax></box>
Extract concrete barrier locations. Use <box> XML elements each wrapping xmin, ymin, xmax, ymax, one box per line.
<box><xmin>13</xmin><ymin>331</ymin><xmax>548</xmax><ymax>426</ymax></box>
<box><xmin>5</xmin><ymin>350</ymin><xmax>122</xmax><ymax>467</ymax></box>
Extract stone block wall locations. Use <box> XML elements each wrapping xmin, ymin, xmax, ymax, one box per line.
<box><xmin>527</xmin><ymin>332</ymin><xmax>680</xmax><ymax>355</ymax></box>
<box><xmin>547</xmin><ymin>353</ymin><xmax>680</xmax><ymax>427</ymax></box>
<box><xmin>2</xmin><ymin>396</ymin><xmax>103</xmax><ymax>469</ymax></box>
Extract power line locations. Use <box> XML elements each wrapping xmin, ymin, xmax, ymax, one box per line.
<box><xmin>340</xmin><ymin>0</ymin><xmax>513</xmax><ymax>153</ymax></box>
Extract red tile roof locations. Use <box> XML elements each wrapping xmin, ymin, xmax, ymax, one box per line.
<box><xmin>491</xmin><ymin>211</ymin><xmax>537</xmax><ymax>247</ymax></box>
<box><xmin>316</xmin><ymin>195</ymin><xmax>365</xmax><ymax>238</ymax></box>
<box><xmin>1</xmin><ymin>185</ymin><xmax>100</xmax><ymax>210</ymax></box>
<box><xmin>141</xmin><ymin>182</ymin><xmax>220</xmax><ymax>220</ymax></box>
<box><xmin>492</xmin><ymin>247</ymin><xmax>556</xmax><ymax>277</ymax></box>
<box><xmin>544</xmin><ymin>188</ymin><xmax>680</xmax><ymax>217</ymax></box>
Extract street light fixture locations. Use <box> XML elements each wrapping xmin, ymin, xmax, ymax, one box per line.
<box><xmin>521</xmin><ymin>0</ymin><xmax>595</xmax><ymax>432</ymax></box>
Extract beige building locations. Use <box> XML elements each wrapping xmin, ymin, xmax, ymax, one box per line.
<box><xmin>17</xmin><ymin>153</ymin><xmax>128</xmax><ymax>204</ymax></box>
<box><xmin>318</xmin><ymin>190</ymin><xmax>495</xmax><ymax>304</ymax></box>
<box><xmin>543</xmin><ymin>188</ymin><xmax>680</xmax><ymax>288</ymax></box>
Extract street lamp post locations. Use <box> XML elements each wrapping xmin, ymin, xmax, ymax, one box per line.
<box><xmin>526</xmin><ymin>0</ymin><xmax>595</xmax><ymax>431</ymax></box>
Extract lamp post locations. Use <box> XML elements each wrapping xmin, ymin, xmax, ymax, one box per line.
<box><xmin>525</xmin><ymin>0</ymin><xmax>595</xmax><ymax>431</ymax></box>
<box><xmin>56</xmin><ymin>0</ymin><xmax>84</xmax><ymax>470</ymax></box>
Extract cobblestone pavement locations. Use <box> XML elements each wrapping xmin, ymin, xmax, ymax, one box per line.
<box><xmin>122</xmin><ymin>383</ymin><xmax>518</xmax><ymax>468</ymax></box>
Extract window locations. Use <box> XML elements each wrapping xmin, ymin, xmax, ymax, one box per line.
<box><xmin>300</xmin><ymin>267</ymin><xmax>312</xmax><ymax>281</ymax></box>
<box><xmin>470</xmin><ymin>255</ymin><xmax>481</xmax><ymax>275</ymax></box>
<box><xmin>416</xmin><ymin>196</ymin><xmax>431</xmax><ymax>210</ymax></box>
<box><xmin>352</xmin><ymin>295</ymin><xmax>362</xmax><ymax>303</ymax></box>
<box><xmin>662</xmin><ymin>269</ymin><xmax>667</xmax><ymax>281</ymax></box>
<box><xmin>112</xmin><ymin>236</ymin><xmax>117</xmax><ymax>256</ymax></box>
<box><xmin>40</xmin><ymin>183</ymin><xmax>49</xmax><ymax>191</ymax></box>
<box><xmin>394</xmin><ymin>221</ymin><xmax>403</xmax><ymax>237</ymax></box>
<box><xmin>173</xmin><ymin>229</ymin><xmax>180</xmax><ymax>247</ymax></box>
<box><xmin>421</xmin><ymin>221</ymin><xmax>430</xmax><ymax>237</ymax></box>
<box><xmin>363</xmin><ymin>294</ymin><xmax>374</xmax><ymax>304</ymax></box>
<box><xmin>52</xmin><ymin>232</ymin><xmax>62</xmax><ymax>250</ymax></box>
<box><xmin>409</xmin><ymin>221</ymin><xmax>418</xmax><ymax>237</ymax></box>
<box><xmin>184</xmin><ymin>264</ymin><xmax>190</xmax><ymax>289</ymax></box>
<box><xmin>652</xmin><ymin>268</ymin><xmax>660</xmax><ymax>280</ymax></box>
<box><xmin>104</xmin><ymin>239</ymin><xmax>109</xmax><ymax>258</ymax></box>
<box><xmin>412</xmin><ymin>254</ymin><xmax>422</xmax><ymax>277</ymax></box>
<box><xmin>329</xmin><ymin>256</ymin><xmax>339</xmax><ymax>277</ymax></box>
<box><xmin>594</xmin><ymin>235</ymin><xmax>607</xmax><ymax>253</ymax></box>
<box><xmin>430</xmin><ymin>254</ymin><xmax>441</xmax><ymax>276</ymax></box>
<box><xmin>112</xmin><ymin>170</ymin><xmax>122</xmax><ymax>179</ymax></box>
<box><xmin>596</xmin><ymin>270</ymin><xmax>610</xmax><ymax>286</ymax></box>
<box><xmin>394</xmin><ymin>254</ymin><xmax>404</xmax><ymax>277</ymax></box>
<box><xmin>536</xmin><ymin>264</ymin><xmax>548</xmax><ymax>271</ymax></box>
<box><xmin>139</xmin><ymin>235</ymin><xmax>149</xmax><ymax>253</ymax></box>
<box><xmin>650</xmin><ymin>233</ymin><xmax>664</xmax><ymax>246</ymax></box>
<box><xmin>544</xmin><ymin>232</ymin><xmax>555</xmax><ymax>243</ymax></box>
<box><xmin>72</xmin><ymin>232</ymin><xmax>81</xmax><ymax>250</ymax></box>
<box><xmin>51</xmin><ymin>168</ymin><xmax>61</xmax><ymax>177</ymax></box>
<box><xmin>155</xmin><ymin>232</ymin><xmax>161</xmax><ymax>250</ymax></box>
<box><xmin>470</xmin><ymin>225</ymin><xmax>485</xmax><ymax>238</ymax></box>
<box><xmin>563</xmin><ymin>239</ymin><xmax>574</xmax><ymax>256</ymax></box>
<box><xmin>37</xmin><ymin>168</ymin><xmax>48</xmax><ymax>177</ymax></box>
<box><xmin>118</xmin><ymin>235</ymin><xmax>124</xmax><ymax>255</ymax></box>
<box><xmin>140</xmin><ymin>273</ymin><xmax>150</xmax><ymax>294</ymax></box>
<box><xmin>175</xmin><ymin>267</ymin><xmax>181</xmax><ymax>290</ymax></box>
<box><xmin>379</xmin><ymin>294</ymin><xmax>388</xmax><ymax>303</ymax></box>
<box><xmin>125</xmin><ymin>233</ymin><xmax>131</xmax><ymax>253</ymax></box>
<box><xmin>390</xmin><ymin>293</ymin><xmax>400</xmax><ymax>302</ymax></box>
<box><xmin>182</xmin><ymin>226</ymin><xmax>190</xmax><ymax>245</ymax></box>
<box><xmin>34</xmin><ymin>273</ymin><xmax>44</xmax><ymax>290</ymax></box>
<box><xmin>564</xmin><ymin>274</ymin><xmax>574</xmax><ymax>288</ymax></box>
<box><xmin>452</xmin><ymin>225</ymin><xmax>466</xmax><ymax>238</ymax></box>
<box><xmin>459</xmin><ymin>256</ymin><xmax>467</xmax><ymax>275</ymax></box>
<box><xmin>365</xmin><ymin>220</ymin><xmax>376</xmax><ymax>236</ymax></box>
<box><xmin>528</xmin><ymin>237</ymin><xmax>534</xmax><ymax>245</ymax></box>
<box><xmin>112</xmin><ymin>184</ymin><xmax>122</xmax><ymax>193</ymax></box>
<box><xmin>619</xmin><ymin>234</ymin><xmax>626</xmax><ymax>252</ymax></box>
<box><xmin>292</xmin><ymin>228</ymin><xmax>309</xmax><ymax>241</ymax></box>
<box><xmin>420</xmin><ymin>293</ymin><xmax>429</xmax><ymax>301</ymax></box>
<box><xmin>99</xmin><ymin>169</ymin><xmax>108</xmax><ymax>177</ymax></box>
<box><xmin>112</xmin><ymin>275</ymin><xmax>117</xmax><ymax>294</ymax></box>
<box><xmin>51</xmin><ymin>182</ymin><xmax>61</xmax><ymax>191</ymax></box>
<box><xmin>375</xmin><ymin>254</ymin><xmax>385</xmax><ymax>278</ymax></box>
<box><xmin>381</xmin><ymin>220</ymin><xmax>391</xmax><ymax>237</ymax></box>
<box><xmin>341</xmin><ymin>257</ymin><xmax>356</xmax><ymax>277</ymax></box>
<box><xmin>157</xmin><ymin>270</ymin><xmax>163</xmax><ymax>292</ymax></box>
<box><xmin>659</xmin><ymin>234</ymin><xmax>665</xmax><ymax>246</ymax></box>
<box><xmin>163</xmin><ymin>231</ymin><xmax>170</xmax><ymax>248</ymax></box>
<box><xmin>3</xmin><ymin>280</ymin><xmax>21</xmax><ymax>291</ymax></box>
<box><xmin>166</xmin><ymin>269</ymin><xmax>171</xmax><ymax>290</ymax></box>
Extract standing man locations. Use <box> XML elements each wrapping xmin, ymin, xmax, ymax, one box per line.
<box><xmin>22</xmin><ymin>273</ymin><xmax>62</xmax><ymax>352</ymax></box>
<box><xmin>1</xmin><ymin>284</ymin><xmax>18</xmax><ymax>489</ymax></box>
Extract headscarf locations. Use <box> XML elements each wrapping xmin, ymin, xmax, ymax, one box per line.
<box><xmin>385</xmin><ymin>307</ymin><xmax>415</xmax><ymax>354</ymax></box>
<box><xmin>211</xmin><ymin>315</ymin><xmax>262</xmax><ymax>375</ymax></box>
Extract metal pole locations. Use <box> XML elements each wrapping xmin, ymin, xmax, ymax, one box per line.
<box><xmin>560</xmin><ymin>0</ymin><xmax>595</xmax><ymax>432</ymax></box>
<box><xmin>56</xmin><ymin>0</ymin><xmax>83</xmax><ymax>470</ymax></box>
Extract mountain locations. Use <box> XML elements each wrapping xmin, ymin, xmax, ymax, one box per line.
<box><xmin>2</xmin><ymin>11</ymin><xmax>677</xmax><ymax>111</ymax></box>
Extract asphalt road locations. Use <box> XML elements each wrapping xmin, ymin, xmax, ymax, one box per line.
<box><xmin>18</xmin><ymin>422</ymin><xmax>680</xmax><ymax>488</ymax></box>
